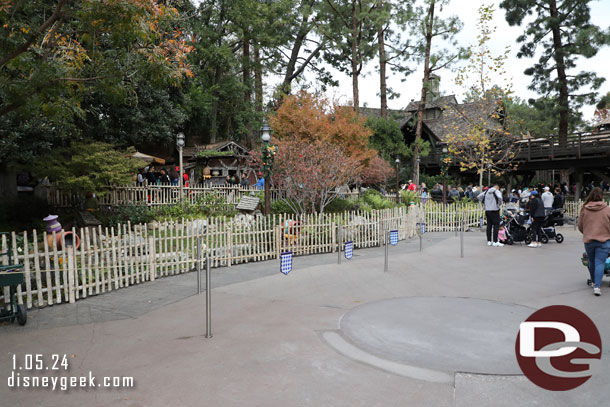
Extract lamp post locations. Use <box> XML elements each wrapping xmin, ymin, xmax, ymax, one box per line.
<box><xmin>260</xmin><ymin>123</ymin><xmax>272</xmax><ymax>216</ymax></box>
<box><xmin>441</xmin><ymin>146</ymin><xmax>448</xmax><ymax>207</ymax></box>
<box><xmin>176</xmin><ymin>132</ymin><xmax>185</xmax><ymax>202</ymax></box>
<box><xmin>395</xmin><ymin>157</ymin><xmax>400</xmax><ymax>203</ymax></box>
<box><xmin>487</xmin><ymin>163</ymin><xmax>492</xmax><ymax>187</ymax></box>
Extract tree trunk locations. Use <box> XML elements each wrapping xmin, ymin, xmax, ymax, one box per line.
<box><xmin>210</xmin><ymin>65</ymin><xmax>222</xmax><ymax>144</ymax></box>
<box><xmin>280</xmin><ymin>34</ymin><xmax>304</xmax><ymax>96</ymax></box>
<box><xmin>243</xmin><ymin>28</ymin><xmax>251</xmax><ymax>104</ymax></box>
<box><xmin>351</xmin><ymin>0</ymin><xmax>360</xmax><ymax>113</ymax></box>
<box><xmin>413</xmin><ymin>0</ymin><xmax>435</xmax><ymax>185</ymax></box>
<box><xmin>254</xmin><ymin>43</ymin><xmax>263</xmax><ymax>113</ymax></box>
<box><xmin>548</xmin><ymin>0</ymin><xmax>568</xmax><ymax>147</ymax></box>
<box><xmin>378</xmin><ymin>7</ymin><xmax>387</xmax><ymax>119</ymax></box>
<box><xmin>210</xmin><ymin>0</ymin><xmax>226</xmax><ymax>145</ymax></box>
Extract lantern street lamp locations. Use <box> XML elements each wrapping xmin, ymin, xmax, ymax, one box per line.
<box><xmin>395</xmin><ymin>157</ymin><xmax>400</xmax><ymax>204</ymax></box>
<box><xmin>260</xmin><ymin>123</ymin><xmax>272</xmax><ymax>215</ymax></box>
<box><xmin>441</xmin><ymin>145</ymin><xmax>449</xmax><ymax>207</ymax></box>
<box><xmin>176</xmin><ymin>132</ymin><xmax>185</xmax><ymax>202</ymax></box>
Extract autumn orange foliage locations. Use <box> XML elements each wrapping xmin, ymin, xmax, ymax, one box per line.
<box><xmin>270</xmin><ymin>91</ymin><xmax>378</xmax><ymax>169</ymax></box>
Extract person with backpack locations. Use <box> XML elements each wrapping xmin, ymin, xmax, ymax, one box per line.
<box><xmin>478</xmin><ymin>184</ymin><xmax>504</xmax><ymax>247</ymax></box>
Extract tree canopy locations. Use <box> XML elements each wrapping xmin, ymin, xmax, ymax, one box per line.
<box><xmin>500</xmin><ymin>0</ymin><xmax>610</xmax><ymax>145</ymax></box>
<box><xmin>1</xmin><ymin>0</ymin><xmax>608</xmax><ymax>187</ymax></box>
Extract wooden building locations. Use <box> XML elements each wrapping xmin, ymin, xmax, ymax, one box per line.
<box><xmin>182</xmin><ymin>141</ymin><xmax>257</xmax><ymax>186</ymax></box>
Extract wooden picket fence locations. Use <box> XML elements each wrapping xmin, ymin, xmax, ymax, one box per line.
<box><xmin>0</xmin><ymin>200</ymin><xmax>582</xmax><ymax>311</ymax></box>
<box><xmin>1</xmin><ymin>206</ymin><xmax>427</xmax><ymax>310</ymax></box>
<box><xmin>45</xmin><ymin>184</ymin><xmax>284</xmax><ymax>208</ymax></box>
<box><xmin>563</xmin><ymin>201</ymin><xmax>582</xmax><ymax>219</ymax></box>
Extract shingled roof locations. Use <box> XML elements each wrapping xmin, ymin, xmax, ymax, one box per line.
<box><xmin>405</xmin><ymin>95</ymin><xmax>458</xmax><ymax>112</ymax></box>
<box><xmin>402</xmin><ymin>97</ymin><xmax>505</xmax><ymax>143</ymax></box>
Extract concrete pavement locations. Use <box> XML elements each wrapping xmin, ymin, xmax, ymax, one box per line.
<box><xmin>1</xmin><ymin>228</ymin><xmax>608</xmax><ymax>407</ymax></box>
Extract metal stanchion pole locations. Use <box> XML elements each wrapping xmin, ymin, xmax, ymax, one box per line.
<box><xmin>197</xmin><ymin>238</ymin><xmax>202</xmax><ymax>294</ymax></box>
<box><xmin>384</xmin><ymin>228</ymin><xmax>389</xmax><ymax>272</ymax></box>
<box><xmin>205</xmin><ymin>252</ymin><xmax>212</xmax><ymax>338</ymax></box>
<box><xmin>337</xmin><ymin>224</ymin><xmax>342</xmax><ymax>265</ymax></box>
<box><xmin>574</xmin><ymin>216</ymin><xmax>578</xmax><ymax>231</ymax></box>
<box><xmin>460</xmin><ymin>212</ymin><xmax>465</xmax><ymax>258</ymax></box>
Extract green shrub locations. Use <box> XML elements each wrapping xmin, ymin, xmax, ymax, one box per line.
<box><xmin>194</xmin><ymin>193</ymin><xmax>236</xmax><ymax>217</ymax></box>
<box><xmin>358</xmin><ymin>202</ymin><xmax>373</xmax><ymax>213</ymax></box>
<box><xmin>325</xmin><ymin>197</ymin><xmax>359</xmax><ymax>213</ymax></box>
<box><xmin>362</xmin><ymin>189</ymin><xmax>397</xmax><ymax>210</ymax></box>
<box><xmin>400</xmin><ymin>190</ymin><xmax>420</xmax><ymax>205</ymax></box>
<box><xmin>271</xmin><ymin>199</ymin><xmax>295</xmax><ymax>214</ymax></box>
<box><xmin>103</xmin><ymin>204</ymin><xmax>155</xmax><ymax>227</ymax></box>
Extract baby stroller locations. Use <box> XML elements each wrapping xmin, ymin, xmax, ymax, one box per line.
<box><xmin>581</xmin><ymin>252</ymin><xmax>610</xmax><ymax>287</ymax></box>
<box><xmin>502</xmin><ymin>210</ymin><xmax>532</xmax><ymax>245</ymax></box>
<box><xmin>537</xmin><ymin>208</ymin><xmax>565</xmax><ymax>244</ymax></box>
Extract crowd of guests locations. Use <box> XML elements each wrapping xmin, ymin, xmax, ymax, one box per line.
<box><xmin>406</xmin><ymin>181</ymin><xmax>570</xmax><ymax>209</ymax></box>
<box><xmin>137</xmin><ymin>166</ymin><xmax>188</xmax><ymax>187</ymax></box>
<box><xmin>136</xmin><ymin>166</ymin><xmax>267</xmax><ymax>189</ymax></box>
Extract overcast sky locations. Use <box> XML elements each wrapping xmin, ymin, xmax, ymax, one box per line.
<box><xmin>311</xmin><ymin>0</ymin><xmax>610</xmax><ymax>121</ymax></box>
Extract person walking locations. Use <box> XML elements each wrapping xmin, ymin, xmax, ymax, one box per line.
<box><xmin>478</xmin><ymin>183</ymin><xmax>504</xmax><ymax>247</ymax></box>
<box><xmin>578</xmin><ymin>188</ymin><xmax>610</xmax><ymax>296</ymax></box>
<box><xmin>552</xmin><ymin>186</ymin><xmax>564</xmax><ymax>209</ymax></box>
<box><xmin>527</xmin><ymin>191</ymin><xmax>545</xmax><ymax>248</ymax></box>
<box><xmin>541</xmin><ymin>186</ymin><xmax>553</xmax><ymax>214</ymax></box>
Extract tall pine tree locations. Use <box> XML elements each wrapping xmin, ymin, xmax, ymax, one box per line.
<box><xmin>500</xmin><ymin>0</ymin><xmax>610</xmax><ymax>145</ymax></box>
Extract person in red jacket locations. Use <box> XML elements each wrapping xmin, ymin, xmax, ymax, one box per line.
<box><xmin>182</xmin><ymin>171</ymin><xmax>189</xmax><ymax>188</ymax></box>
<box><xmin>578</xmin><ymin>187</ymin><xmax>610</xmax><ymax>296</ymax></box>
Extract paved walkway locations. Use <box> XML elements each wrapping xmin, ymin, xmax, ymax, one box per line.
<box><xmin>1</xmin><ymin>228</ymin><xmax>608</xmax><ymax>406</ymax></box>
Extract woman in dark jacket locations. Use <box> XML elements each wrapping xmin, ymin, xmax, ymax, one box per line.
<box><xmin>552</xmin><ymin>187</ymin><xmax>564</xmax><ymax>209</ymax></box>
<box><xmin>528</xmin><ymin>190</ymin><xmax>545</xmax><ymax>248</ymax></box>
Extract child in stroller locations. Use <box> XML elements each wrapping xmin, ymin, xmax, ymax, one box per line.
<box><xmin>501</xmin><ymin>207</ymin><xmax>532</xmax><ymax>245</ymax></box>
<box><xmin>536</xmin><ymin>208</ymin><xmax>565</xmax><ymax>244</ymax></box>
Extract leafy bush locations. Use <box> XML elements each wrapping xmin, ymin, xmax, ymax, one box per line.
<box><xmin>103</xmin><ymin>204</ymin><xmax>155</xmax><ymax>227</ymax></box>
<box><xmin>194</xmin><ymin>193</ymin><xmax>236</xmax><ymax>217</ymax></box>
<box><xmin>102</xmin><ymin>193</ymin><xmax>236</xmax><ymax>226</ymax></box>
<box><xmin>400</xmin><ymin>190</ymin><xmax>420</xmax><ymax>205</ymax></box>
<box><xmin>31</xmin><ymin>142</ymin><xmax>145</xmax><ymax>197</ymax></box>
<box><xmin>271</xmin><ymin>199</ymin><xmax>295</xmax><ymax>214</ymax></box>
<box><xmin>362</xmin><ymin>189</ymin><xmax>397</xmax><ymax>210</ymax></box>
<box><xmin>324</xmin><ymin>197</ymin><xmax>360</xmax><ymax>213</ymax></box>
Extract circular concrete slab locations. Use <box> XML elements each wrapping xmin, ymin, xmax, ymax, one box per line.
<box><xmin>340</xmin><ymin>297</ymin><xmax>533</xmax><ymax>375</ymax></box>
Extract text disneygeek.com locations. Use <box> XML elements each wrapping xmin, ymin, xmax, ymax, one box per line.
<box><xmin>7</xmin><ymin>354</ymin><xmax>134</xmax><ymax>391</ymax></box>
